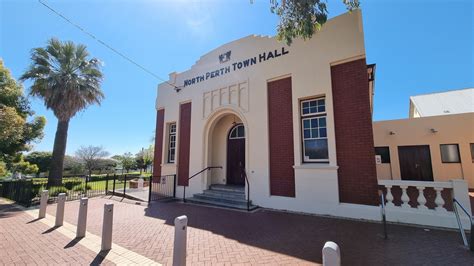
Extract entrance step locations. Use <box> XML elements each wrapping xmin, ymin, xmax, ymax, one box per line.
<box><xmin>186</xmin><ymin>184</ymin><xmax>258</xmax><ymax>211</ymax></box>
<box><xmin>209</xmin><ymin>184</ymin><xmax>245</xmax><ymax>193</ymax></box>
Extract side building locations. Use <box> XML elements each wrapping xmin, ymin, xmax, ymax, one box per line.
<box><xmin>374</xmin><ymin>88</ymin><xmax>474</xmax><ymax>189</ymax></box>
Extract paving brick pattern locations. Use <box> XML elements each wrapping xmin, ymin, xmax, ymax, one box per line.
<box><xmin>45</xmin><ymin>196</ymin><xmax>473</xmax><ymax>265</ymax></box>
<box><xmin>0</xmin><ymin>201</ymin><xmax>114</xmax><ymax>265</ymax></box>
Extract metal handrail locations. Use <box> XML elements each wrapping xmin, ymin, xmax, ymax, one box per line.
<box><xmin>242</xmin><ymin>169</ymin><xmax>250</xmax><ymax>211</ymax></box>
<box><xmin>453</xmin><ymin>198</ymin><xmax>473</xmax><ymax>223</ymax></box>
<box><xmin>183</xmin><ymin>166</ymin><xmax>222</xmax><ymax>202</ymax></box>
<box><xmin>452</xmin><ymin>198</ymin><xmax>473</xmax><ymax>251</ymax></box>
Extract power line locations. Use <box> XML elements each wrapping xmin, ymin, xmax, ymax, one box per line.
<box><xmin>38</xmin><ymin>0</ymin><xmax>181</xmax><ymax>90</ymax></box>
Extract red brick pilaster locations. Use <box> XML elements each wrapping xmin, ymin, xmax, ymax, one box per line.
<box><xmin>177</xmin><ymin>102</ymin><xmax>192</xmax><ymax>186</ymax></box>
<box><xmin>268</xmin><ymin>77</ymin><xmax>296</xmax><ymax>197</ymax></box>
<box><xmin>152</xmin><ymin>109</ymin><xmax>165</xmax><ymax>181</ymax></box>
<box><xmin>331</xmin><ymin>58</ymin><xmax>378</xmax><ymax>206</ymax></box>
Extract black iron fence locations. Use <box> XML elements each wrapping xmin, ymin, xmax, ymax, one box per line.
<box><xmin>0</xmin><ymin>174</ymin><xmax>150</xmax><ymax>206</ymax></box>
<box><xmin>149</xmin><ymin>174</ymin><xmax>176</xmax><ymax>202</ymax></box>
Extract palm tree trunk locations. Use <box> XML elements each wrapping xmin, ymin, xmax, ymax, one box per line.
<box><xmin>48</xmin><ymin>119</ymin><xmax>69</xmax><ymax>187</ymax></box>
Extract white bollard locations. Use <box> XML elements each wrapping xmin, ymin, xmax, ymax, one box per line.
<box><xmin>76</xmin><ymin>197</ymin><xmax>88</xmax><ymax>238</ymax></box>
<box><xmin>322</xmin><ymin>241</ymin><xmax>341</xmax><ymax>266</ymax></box>
<box><xmin>138</xmin><ymin>178</ymin><xmax>144</xmax><ymax>189</ymax></box>
<box><xmin>54</xmin><ymin>193</ymin><xmax>66</xmax><ymax>227</ymax></box>
<box><xmin>173</xmin><ymin>215</ymin><xmax>188</xmax><ymax>266</ymax></box>
<box><xmin>38</xmin><ymin>190</ymin><xmax>49</xmax><ymax>219</ymax></box>
<box><xmin>101</xmin><ymin>203</ymin><xmax>114</xmax><ymax>251</ymax></box>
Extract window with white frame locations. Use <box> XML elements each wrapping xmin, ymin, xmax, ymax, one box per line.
<box><xmin>301</xmin><ymin>98</ymin><xmax>328</xmax><ymax>162</ymax></box>
<box><xmin>167</xmin><ymin>123</ymin><xmax>176</xmax><ymax>163</ymax></box>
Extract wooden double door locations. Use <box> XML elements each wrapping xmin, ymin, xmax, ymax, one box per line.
<box><xmin>398</xmin><ymin>145</ymin><xmax>434</xmax><ymax>181</ymax></box>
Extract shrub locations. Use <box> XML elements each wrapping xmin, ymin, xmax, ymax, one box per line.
<box><xmin>49</xmin><ymin>186</ymin><xmax>68</xmax><ymax>197</ymax></box>
<box><xmin>72</xmin><ymin>184</ymin><xmax>91</xmax><ymax>192</ymax></box>
<box><xmin>31</xmin><ymin>184</ymin><xmax>44</xmax><ymax>198</ymax></box>
<box><xmin>63</xmin><ymin>180</ymin><xmax>82</xmax><ymax>190</ymax></box>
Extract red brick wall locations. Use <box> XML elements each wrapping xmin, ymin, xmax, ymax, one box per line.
<box><xmin>177</xmin><ymin>102</ymin><xmax>192</xmax><ymax>186</ymax></box>
<box><xmin>268</xmin><ymin>77</ymin><xmax>296</xmax><ymax>197</ymax></box>
<box><xmin>152</xmin><ymin>109</ymin><xmax>165</xmax><ymax>181</ymax></box>
<box><xmin>331</xmin><ymin>58</ymin><xmax>378</xmax><ymax>206</ymax></box>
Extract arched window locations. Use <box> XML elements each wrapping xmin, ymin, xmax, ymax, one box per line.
<box><xmin>229</xmin><ymin>124</ymin><xmax>245</xmax><ymax>139</ymax></box>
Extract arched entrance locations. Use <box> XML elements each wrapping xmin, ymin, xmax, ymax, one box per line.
<box><xmin>203</xmin><ymin>109</ymin><xmax>248</xmax><ymax>188</ymax></box>
<box><xmin>227</xmin><ymin>124</ymin><xmax>245</xmax><ymax>185</ymax></box>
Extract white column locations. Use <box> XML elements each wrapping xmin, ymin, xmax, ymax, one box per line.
<box><xmin>416</xmin><ymin>186</ymin><xmax>428</xmax><ymax>210</ymax></box>
<box><xmin>434</xmin><ymin>187</ymin><xmax>446</xmax><ymax>212</ymax></box>
<box><xmin>101</xmin><ymin>203</ymin><xmax>114</xmax><ymax>251</ymax></box>
<box><xmin>54</xmin><ymin>193</ymin><xmax>66</xmax><ymax>227</ymax></box>
<box><xmin>38</xmin><ymin>190</ymin><xmax>48</xmax><ymax>219</ymax></box>
<box><xmin>322</xmin><ymin>241</ymin><xmax>341</xmax><ymax>266</ymax></box>
<box><xmin>400</xmin><ymin>186</ymin><xmax>410</xmax><ymax>209</ymax></box>
<box><xmin>76</xmin><ymin>197</ymin><xmax>88</xmax><ymax>238</ymax></box>
<box><xmin>173</xmin><ymin>215</ymin><xmax>188</xmax><ymax>266</ymax></box>
<box><xmin>385</xmin><ymin>186</ymin><xmax>394</xmax><ymax>207</ymax></box>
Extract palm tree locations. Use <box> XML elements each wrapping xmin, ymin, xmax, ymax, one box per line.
<box><xmin>21</xmin><ymin>38</ymin><xmax>104</xmax><ymax>187</ymax></box>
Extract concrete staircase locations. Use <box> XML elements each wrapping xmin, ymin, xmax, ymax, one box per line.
<box><xmin>186</xmin><ymin>184</ymin><xmax>258</xmax><ymax>211</ymax></box>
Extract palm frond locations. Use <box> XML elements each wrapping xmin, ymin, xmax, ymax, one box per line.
<box><xmin>21</xmin><ymin>38</ymin><xmax>104</xmax><ymax>121</ymax></box>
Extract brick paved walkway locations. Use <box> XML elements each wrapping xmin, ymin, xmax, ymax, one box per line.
<box><xmin>0</xmin><ymin>200</ymin><xmax>114</xmax><ymax>265</ymax></box>
<box><xmin>41</xmin><ymin>196</ymin><xmax>473</xmax><ymax>265</ymax></box>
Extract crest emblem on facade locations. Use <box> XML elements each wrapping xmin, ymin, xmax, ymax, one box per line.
<box><xmin>219</xmin><ymin>51</ymin><xmax>231</xmax><ymax>63</ymax></box>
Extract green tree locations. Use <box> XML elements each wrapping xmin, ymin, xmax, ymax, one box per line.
<box><xmin>136</xmin><ymin>146</ymin><xmax>153</xmax><ymax>174</ymax></box>
<box><xmin>0</xmin><ymin>60</ymin><xmax>46</xmax><ymax>165</ymax></box>
<box><xmin>95</xmin><ymin>158</ymin><xmax>117</xmax><ymax>174</ymax></box>
<box><xmin>20</xmin><ymin>39</ymin><xmax>104</xmax><ymax>186</ymax></box>
<box><xmin>11</xmin><ymin>154</ymin><xmax>39</xmax><ymax>176</ymax></box>
<box><xmin>25</xmin><ymin>151</ymin><xmax>52</xmax><ymax>176</ymax></box>
<box><xmin>269</xmin><ymin>0</ymin><xmax>359</xmax><ymax>45</ymax></box>
<box><xmin>0</xmin><ymin>161</ymin><xmax>7</xmax><ymax>177</ymax></box>
<box><xmin>113</xmin><ymin>152</ymin><xmax>136</xmax><ymax>173</ymax></box>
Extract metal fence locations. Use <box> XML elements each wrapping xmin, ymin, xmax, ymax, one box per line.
<box><xmin>0</xmin><ymin>174</ymin><xmax>149</xmax><ymax>206</ymax></box>
<box><xmin>149</xmin><ymin>174</ymin><xmax>176</xmax><ymax>202</ymax></box>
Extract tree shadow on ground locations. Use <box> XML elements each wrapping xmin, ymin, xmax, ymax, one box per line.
<box><xmin>143</xmin><ymin>200</ymin><xmax>473</xmax><ymax>264</ymax></box>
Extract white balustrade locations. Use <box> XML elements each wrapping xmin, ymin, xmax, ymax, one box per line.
<box><xmin>434</xmin><ymin>187</ymin><xmax>447</xmax><ymax>213</ymax></box>
<box><xmin>385</xmin><ymin>185</ymin><xmax>394</xmax><ymax>207</ymax></box>
<box><xmin>400</xmin><ymin>185</ymin><xmax>410</xmax><ymax>209</ymax></box>
<box><xmin>378</xmin><ymin>179</ymin><xmax>471</xmax><ymax>229</ymax></box>
<box><xmin>378</xmin><ymin>180</ymin><xmax>453</xmax><ymax>213</ymax></box>
<box><xmin>416</xmin><ymin>186</ymin><xmax>428</xmax><ymax>210</ymax></box>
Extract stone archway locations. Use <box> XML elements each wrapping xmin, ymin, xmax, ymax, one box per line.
<box><xmin>202</xmin><ymin>108</ymin><xmax>248</xmax><ymax>187</ymax></box>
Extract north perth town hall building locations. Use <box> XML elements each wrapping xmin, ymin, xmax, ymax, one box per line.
<box><xmin>151</xmin><ymin>11</ymin><xmax>389</xmax><ymax>220</ymax></box>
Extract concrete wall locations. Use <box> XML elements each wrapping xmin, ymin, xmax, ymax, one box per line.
<box><xmin>154</xmin><ymin>11</ymin><xmax>379</xmax><ymax>219</ymax></box>
<box><xmin>373</xmin><ymin>113</ymin><xmax>474</xmax><ymax>188</ymax></box>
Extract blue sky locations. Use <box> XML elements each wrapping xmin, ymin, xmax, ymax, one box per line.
<box><xmin>1</xmin><ymin>0</ymin><xmax>472</xmax><ymax>156</ymax></box>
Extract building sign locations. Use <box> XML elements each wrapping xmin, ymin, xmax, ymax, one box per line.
<box><xmin>183</xmin><ymin>47</ymin><xmax>289</xmax><ymax>87</ymax></box>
